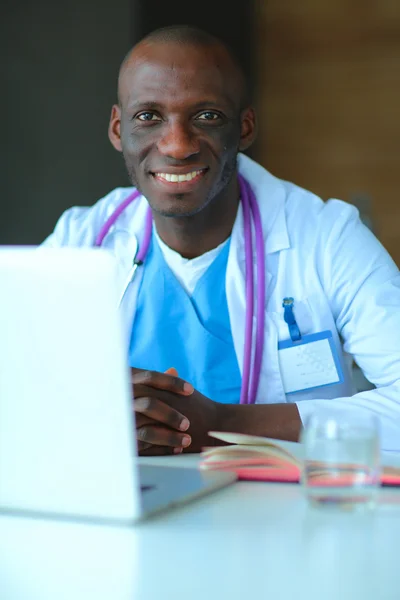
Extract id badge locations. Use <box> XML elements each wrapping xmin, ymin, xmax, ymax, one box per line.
<box><xmin>278</xmin><ymin>330</ymin><xmax>344</xmax><ymax>395</ymax></box>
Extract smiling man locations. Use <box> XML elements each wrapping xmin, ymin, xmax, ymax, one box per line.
<box><xmin>44</xmin><ymin>25</ymin><xmax>400</xmax><ymax>454</ymax></box>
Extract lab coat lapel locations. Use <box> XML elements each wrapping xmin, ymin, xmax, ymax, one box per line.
<box><xmin>226</xmin><ymin>204</ymin><xmax>274</xmax><ymax>404</ymax></box>
<box><xmin>226</xmin><ymin>203</ymin><xmax>247</xmax><ymax>367</ymax></box>
<box><xmin>100</xmin><ymin>196</ymin><xmax>149</xmax><ymax>347</ymax></box>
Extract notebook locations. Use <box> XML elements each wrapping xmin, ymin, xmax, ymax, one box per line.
<box><xmin>200</xmin><ymin>432</ymin><xmax>400</xmax><ymax>487</ymax></box>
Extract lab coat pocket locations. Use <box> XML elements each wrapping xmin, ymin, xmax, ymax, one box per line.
<box><xmin>267</xmin><ymin>296</ymin><xmax>351</xmax><ymax>402</ymax></box>
<box><xmin>259</xmin><ymin>297</ymin><xmax>316</xmax><ymax>405</ymax></box>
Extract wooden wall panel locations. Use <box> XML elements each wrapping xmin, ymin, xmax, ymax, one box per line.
<box><xmin>255</xmin><ymin>0</ymin><xmax>400</xmax><ymax>264</ymax></box>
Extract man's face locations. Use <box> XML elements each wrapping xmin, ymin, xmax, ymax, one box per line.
<box><xmin>110</xmin><ymin>42</ymin><xmax>255</xmax><ymax>217</ymax></box>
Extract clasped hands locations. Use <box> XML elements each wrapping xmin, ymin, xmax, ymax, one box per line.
<box><xmin>132</xmin><ymin>367</ymin><xmax>223</xmax><ymax>455</ymax></box>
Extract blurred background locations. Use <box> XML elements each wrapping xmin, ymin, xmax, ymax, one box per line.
<box><xmin>2</xmin><ymin>0</ymin><xmax>399</xmax><ymax>266</ymax></box>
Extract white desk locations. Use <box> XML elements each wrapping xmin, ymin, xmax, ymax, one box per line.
<box><xmin>1</xmin><ymin>455</ymin><xmax>400</xmax><ymax>600</ymax></box>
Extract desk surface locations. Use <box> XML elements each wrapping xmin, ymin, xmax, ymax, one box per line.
<box><xmin>2</xmin><ymin>454</ymin><xmax>400</xmax><ymax>600</ymax></box>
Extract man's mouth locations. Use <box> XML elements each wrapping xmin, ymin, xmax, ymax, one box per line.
<box><xmin>150</xmin><ymin>168</ymin><xmax>207</xmax><ymax>185</ymax></box>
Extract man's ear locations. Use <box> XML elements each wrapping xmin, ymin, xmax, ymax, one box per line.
<box><xmin>239</xmin><ymin>107</ymin><xmax>257</xmax><ymax>151</ymax></box>
<box><xmin>108</xmin><ymin>104</ymin><xmax>123</xmax><ymax>152</ymax></box>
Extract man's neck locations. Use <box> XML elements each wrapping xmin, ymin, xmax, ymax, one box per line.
<box><xmin>153</xmin><ymin>177</ymin><xmax>240</xmax><ymax>259</ymax></box>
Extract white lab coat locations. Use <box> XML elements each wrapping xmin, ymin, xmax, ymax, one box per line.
<box><xmin>43</xmin><ymin>154</ymin><xmax>400</xmax><ymax>450</ymax></box>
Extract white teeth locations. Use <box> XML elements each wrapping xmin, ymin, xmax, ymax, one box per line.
<box><xmin>156</xmin><ymin>170</ymin><xmax>201</xmax><ymax>183</ymax></box>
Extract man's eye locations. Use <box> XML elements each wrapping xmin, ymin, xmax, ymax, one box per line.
<box><xmin>137</xmin><ymin>112</ymin><xmax>160</xmax><ymax>122</ymax></box>
<box><xmin>197</xmin><ymin>111</ymin><xmax>220</xmax><ymax>121</ymax></box>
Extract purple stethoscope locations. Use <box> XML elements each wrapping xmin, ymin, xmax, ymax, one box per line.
<box><xmin>94</xmin><ymin>175</ymin><xmax>265</xmax><ymax>405</ymax></box>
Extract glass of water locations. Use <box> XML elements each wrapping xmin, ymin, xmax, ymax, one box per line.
<box><xmin>300</xmin><ymin>411</ymin><xmax>381</xmax><ymax>510</ymax></box>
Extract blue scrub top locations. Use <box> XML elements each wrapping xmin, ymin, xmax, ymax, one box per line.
<box><xmin>129</xmin><ymin>236</ymin><xmax>241</xmax><ymax>404</ymax></box>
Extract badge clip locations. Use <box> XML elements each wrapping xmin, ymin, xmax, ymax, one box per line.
<box><xmin>282</xmin><ymin>297</ymin><xmax>302</xmax><ymax>342</ymax></box>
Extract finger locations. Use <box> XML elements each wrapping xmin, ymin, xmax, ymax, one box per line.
<box><xmin>132</xmin><ymin>369</ymin><xmax>193</xmax><ymax>396</ymax></box>
<box><xmin>135</xmin><ymin>413</ymin><xmax>156</xmax><ymax>428</ymax></box>
<box><xmin>136</xmin><ymin>424</ymin><xmax>192</xmax><ymax>449</ymax></box>
<box><xmin>137</xmin><ymin>440</ymin><xmax>152</xmax><ymax>453</ymax></box>
<box><xmin>135</xmin><ymin>414</ymin><xmax>187</xmax><ymax>435</ymax></box>
<box><xmin>134</xmin><ymin>396</ymin><xmax>190</xmax><ymax>432</ymax></box>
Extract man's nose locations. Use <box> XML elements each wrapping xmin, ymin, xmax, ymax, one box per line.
<box><xmin>157</xmin><ymin>122</ymin><xmax>200</xmax><ymax>160</ymax></box>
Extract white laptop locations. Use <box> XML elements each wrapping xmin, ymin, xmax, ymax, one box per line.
<box><xmin>0</xmin><ymin>247</ymin><xmax>235</xmax><ymax>525</ymax></box>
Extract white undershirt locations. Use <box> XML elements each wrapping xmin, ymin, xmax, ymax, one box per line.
<box><xmin>154</xmin><ymin>228</ymin><xmax>230</xmax><ymax>296</ymax></box>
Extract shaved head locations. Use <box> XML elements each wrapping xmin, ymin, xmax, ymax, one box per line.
<box><xmin>118</xmin><ymin>25</ymin><xmax>249</xmax><ymax>109</ymax></box>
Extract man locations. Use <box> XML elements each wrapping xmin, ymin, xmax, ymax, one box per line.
<box><xmin>44</xmin><ymin>25</ymin><xmax>400</xmax><ymax>454</ymax></box>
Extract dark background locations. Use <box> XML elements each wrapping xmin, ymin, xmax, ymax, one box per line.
<box><xmin>1</xmin><ymin>0</ymin><xmax>255</xmax><ymax>244</ymax></box>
